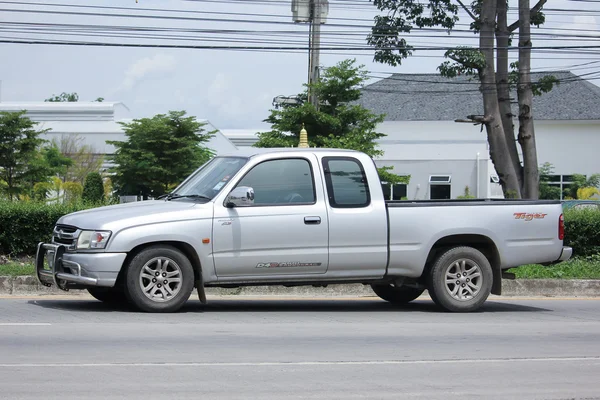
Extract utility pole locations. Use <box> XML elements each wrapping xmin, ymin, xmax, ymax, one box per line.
<box><xmin>291</xmin><ymin>0</ymin><xmax>327</xmax><ymax>109</ymax></box>
<box><xmin>308</xmin><ymin>0</ymin><xmax>322</xmax><ymax>109</ymax></box>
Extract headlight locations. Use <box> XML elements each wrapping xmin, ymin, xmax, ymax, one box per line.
<box><xmin>77</xmin><ymin>230</ymin><xmax>111</xmax><ymax>249</ymax></box>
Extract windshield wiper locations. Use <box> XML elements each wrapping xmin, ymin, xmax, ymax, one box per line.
<box><xmin>158</xmin><ymin>193</ymin><xmax>212</xmax><ymax>201</ymax></box>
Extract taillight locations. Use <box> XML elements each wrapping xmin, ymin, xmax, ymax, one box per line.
<box><xmin>559</xmin><ymin>214</ymin><xmax>565</xmax><ymax>240</ymax></box>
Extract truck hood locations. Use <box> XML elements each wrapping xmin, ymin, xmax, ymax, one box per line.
<box><xmin>57</xmin><ymin>200</ymin><xmax>212</xmax><ymax>232</ymax></box>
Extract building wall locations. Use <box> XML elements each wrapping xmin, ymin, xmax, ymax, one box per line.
<box><xmin>534</xmin><ymin>120</ymin><xmax>600</xmax><ymax>177</ymax></box>
<box><xmin>376</xmin><ymin>120</ymin><xmax>600</xmax><ymax>177</ymax></box>
<box><xmin>374</xmin><ymin>158</ymin><xmax>496</xmax><ymax>200</ymax></box>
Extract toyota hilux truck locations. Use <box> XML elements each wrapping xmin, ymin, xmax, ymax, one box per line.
<box><xmin>35</xmin><ymin>148</ymin><xmax>572</xmax><ymax>313</ymax></box>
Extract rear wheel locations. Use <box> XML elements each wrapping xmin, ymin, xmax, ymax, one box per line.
<box><xmin>123</xmin><ymin>245</ymin><xmax>195</xmax><ymax>313</ymax></box>
<box><xmin>371</xmin><ymin>284</ymin><xmax>425</xmax><ymax>304</ymax></box>
<box><xmin>428</xmin><ymin>246</ymin><xmax>493</xmax><ymax>312</ymax></box>
<box><xmin>87</xmin><ymin>287</ymin><xmax>128</xmax><ymax>305</ymax></box>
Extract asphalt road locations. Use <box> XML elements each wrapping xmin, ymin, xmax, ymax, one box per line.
<box><xmin>0</xmin><ymin>294</ymin><xmax>599</xmax><ymax>400</ymax></box>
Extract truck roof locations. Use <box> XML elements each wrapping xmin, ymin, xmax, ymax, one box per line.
<box><xmin>218</xmin><ymin>147</ymin><xmax>363</xmax><ymax>158</ymax></box>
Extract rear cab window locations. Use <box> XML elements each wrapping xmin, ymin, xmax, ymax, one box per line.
<box><xmin>322</xmin><ymin>157</ymin><xmax>370</xmax><ymax>208</ymax></box>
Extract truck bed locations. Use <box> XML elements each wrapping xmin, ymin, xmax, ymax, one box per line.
<box><xmin>384</xmin><ymin>198</ymin><xmax>565</xmax><ymax>279</ymax></box>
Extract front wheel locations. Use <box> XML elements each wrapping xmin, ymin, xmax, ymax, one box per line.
<box><xmin>124</xmin><ymin>245</ymin><xmax>195</xmax><ymax>313</ymax></box>
<box><xmin>428</xmin><ymin>246</ymin><xmax>493</xmax><ymax>312</ymax></box>
<box><xmin>371</xmin><ymin>284</ymin><xmax>425</xmax><ymax>304</ymax></box>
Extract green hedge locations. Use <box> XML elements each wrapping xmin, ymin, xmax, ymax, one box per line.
<box><xmin>0</xmin><ymin>201</ymin><xmax>91</xmax><ymax>256</ymax></box>
<box><xmin>564</xmin><ymin>208</ymin><xmax>600</xmax><ymax>257</ymax></box>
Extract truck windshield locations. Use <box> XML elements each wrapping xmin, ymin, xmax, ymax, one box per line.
<box><xmin>171</xmin><ymin>156</ymin><xmax>248</xmax><ymax>200</ymax></box>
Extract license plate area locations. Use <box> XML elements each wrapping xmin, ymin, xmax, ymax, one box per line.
<box><xmin>45</xmin><ymin>251</ymin><xmax>55</xmax><ymax>270</ymax></box>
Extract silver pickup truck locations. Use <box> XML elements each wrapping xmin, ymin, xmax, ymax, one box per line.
<box><xmin>35</xmin><ymin>148</ymin><xmax>572</xmax><ymax>313</ymax></box>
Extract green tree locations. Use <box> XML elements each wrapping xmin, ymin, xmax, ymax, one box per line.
<box><xmin>367</xmin><ymin>0</ymin><xmax>553</xmax><ymax>199</ymax></box>
<box><xmin>53</xmin><ymin>134</ymin><xmax>104</xmax><ymax>185</ymax></box>
<box><xmin>82</xmin><ymin>172</ymin><xmax>105</xmax><ymax>204</ymax></box>
<box><xmin>107</xmin><ymin>111</ymin><xmax>215</xmax><ymax>198</ymax></box>
<box><xmin>254</xmin><ymin>59</ymin><xmax>407</xmax><ymax>185</ymax></box>
<box><xmin>23</xmin><ymin>143</ymin><xmax>73</xmax><ymax>200</ymax></box>
<box><xmin>45</xmin><ymin>92</ymin><xmax>79</xmax><ymax>102</ymax></box>
<box><xmin>41</xmin><ymin>143</ymin><xmax>73</xmax><ymax>177</ymax></box>
<box><xmin>45</xmin><ymin>92</ymin><xmax>105</xmax><ymax>103</ymax></box>
<box><xmin>0</xmin><ymin>111</ymin><xmax>49</xmax><ymax>200</ymax></box>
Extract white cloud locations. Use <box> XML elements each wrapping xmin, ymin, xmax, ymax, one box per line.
<box><xmin>118</xmin><ymin>53</ymin><xmax>177</xmax><ymax>92</ymax></box>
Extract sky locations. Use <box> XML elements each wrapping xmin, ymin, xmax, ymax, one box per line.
<box><xmin>0</xmin><ymin>0</ymin><xmax>599</xmax><ymax>130</ymax></box>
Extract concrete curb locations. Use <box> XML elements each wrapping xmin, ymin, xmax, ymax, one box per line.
<box><xmin>0</xmin><ymin>275</ymin><xmax>599</xmax><ymax>297</ymax></box>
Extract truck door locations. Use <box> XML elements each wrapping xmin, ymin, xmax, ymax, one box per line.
<box><xmin>212</xmin><ymin>155</ymin><xmax>329</xmax><ymax>278</ymax></box>
<box><xmin>320</xmin><ymin>156</ymin><xmax>388</xmax><ymax>275</ymax></box>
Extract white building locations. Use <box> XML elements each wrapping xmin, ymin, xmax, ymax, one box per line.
<box><xmin>0</xmin><ymin>101</ymin><xmax>239</xmax><ymax>172</ymax></box>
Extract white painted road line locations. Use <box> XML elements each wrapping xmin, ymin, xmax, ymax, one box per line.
<box><xmin>0</xmin><ymin>323</ymin><xmax>51</xmax><ymax>326</ymax></box>
<box><xmin>1</xmin><ymin>356</ymin><xmax>599</xmax><ymax>368</ymax></box>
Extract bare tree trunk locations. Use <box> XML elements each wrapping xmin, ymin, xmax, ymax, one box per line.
<box><xmin>496</xmin><ymin>0</ymin><xmax>523</xmax><ymax>190</ymax></box>
<box><xmin>517</xmin><ymin>0</ymin><xmax>539</xmax><ymax>199</ymax></box>
<box><xmin>479</xmin><ymin>0</ymin><xmax>522</xmax><ymax>198</ymax></box>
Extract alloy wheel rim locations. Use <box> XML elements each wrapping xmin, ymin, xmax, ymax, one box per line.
<box><xmin>139</xmin><ymin>257</ymin><xmax>182</xmax><ymax>302</ymax></box>
<box><xmin>444</xmin><ymin>258</ymin><xmax>482</xmax><ymax>301</ymax></box>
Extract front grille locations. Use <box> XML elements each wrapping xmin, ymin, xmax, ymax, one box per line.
<box><xmin>55</xmin><ymin>224</ymin><xmax>77</xmax><ymax>234</ymax></box>
<box><xmin>52</xmin><ymin>224</ymin><xmax>80</xmax><ymax>250</ymax></box>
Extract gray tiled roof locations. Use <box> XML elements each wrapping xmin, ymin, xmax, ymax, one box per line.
<box><xmin>357</xmin><ymin>71</ymin><xmax>600</xmax><ymax>121</ymax></box>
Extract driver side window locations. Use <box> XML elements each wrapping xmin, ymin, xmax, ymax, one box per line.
<box><xmin>236</xmin><ymin>158</ymin><xmax>316</xmax><ymax>205</ymax></box>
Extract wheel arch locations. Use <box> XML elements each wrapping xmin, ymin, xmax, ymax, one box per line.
<box><xmin>423</xmin><ymin>234</ymin><xmax>502</xmax><ymax>295</ymax></box>
<box><xmin>117</xmin><ymin>241</ymin><xmax>203</xmax><ymax>286</ymax></box>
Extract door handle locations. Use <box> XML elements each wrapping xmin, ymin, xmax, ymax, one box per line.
<box><xmin>304</xmin><ymin>216</ymin><xmax>321</xmax><ymax>225</ymax></box>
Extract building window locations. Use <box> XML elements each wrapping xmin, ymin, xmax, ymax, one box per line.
<box><xmin>381</xmin><ymin>181</ymin><xmax>408</xmax><ymax>200</ymax></box>
<box><xmin>546</xmin><ymin>174</ymin><xmax>579</xmax><ymax>200</ymax></box>
<box><xmin>381</xmin><ymin>182</ymin><xmax>391</xmax><ymax>200</ymax></box>
<box><xmin>429</xmin><ymin>175</ymin><xmax>451</xmax><ymax>200</ymax></box>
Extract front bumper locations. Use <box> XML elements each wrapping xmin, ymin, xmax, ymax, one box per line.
<box><xmin>35</xmin><ymin>242</ymin><xmax>126</xmax><ymax>291</ymax></box>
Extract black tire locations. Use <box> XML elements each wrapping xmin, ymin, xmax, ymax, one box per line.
<box><xmin>371</xmin><ymin>284</ymin><xmax>425</xmax><ymax>304</ymax></box>
<box><xmin>123</xmin><ymin>245</ymin><xmax>195</xmax><ymax>313</ymax></box>
<box><xmin>427</xmin><ymin>246</ymin><xmax>493</xmax><ymax>313</ymax></box>
<box><xmin>87</xmin><ymin>287</ymin><xmax>128</xmax><ymax>305</ymax></box>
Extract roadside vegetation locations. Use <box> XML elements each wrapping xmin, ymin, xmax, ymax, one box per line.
<box><xmin>0</xmin><ymin>259</ymin><xmax>34</xmax><ymax>277</ymax></box>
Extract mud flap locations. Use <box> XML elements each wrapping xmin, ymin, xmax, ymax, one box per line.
<box><xmin>195</xmin><ymin>279</ymin><xmax>207</xmax><ymax>304</ymax></box>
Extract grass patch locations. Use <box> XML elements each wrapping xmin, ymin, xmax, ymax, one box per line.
<box><xmin>508</xmin><ymin>255</ymin><xmax>600</xmax><ymax>279</ymax></box>
<box><xmin>0</xmin><ymin>261</ymin><xmax>35</xmax><ymax>276</ymax></box>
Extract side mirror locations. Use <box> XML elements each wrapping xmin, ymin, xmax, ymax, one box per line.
<box><xmin>225</xmin><ymin>186</ymin><xmax>255</xmax><ymax>207</ymax></box>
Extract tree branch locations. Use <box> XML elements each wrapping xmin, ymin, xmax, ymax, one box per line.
<box><xmin>455</xmin><ymin>115</ymin><xmax>493</xmax><ymax>124</ymax></box>
<box><xmin>508</xmin><ymin>0</ymin><xmax>547</xmax><ymax>32</ymax></box>
<box><xmin>456</xmin><ymin>0</ymin><xmax>478</xmax><ymax>21</ymax></box>
<box><xmin>448</xmin><ymin>54</ymin><xmax>480</xmax><ymax>69</ymax></box>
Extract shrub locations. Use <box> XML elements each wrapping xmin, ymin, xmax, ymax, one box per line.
<box><xmin>457</xmin><ymin>186</ymin><xmax>475</xmax><ymax>199</ymax></box>
<box><xmin>564</xmin><ymin>208</ymin><xmax>600</xmax><ymax>257</ymax></box>
<box><xmin>62</xmin><ymin>181</ymin><xmax>83</xmax><ymax>204</ymax></box>
<box><xmin>0</xmin><ymin>200</ymin><xmax>91</xmax><ymax>256</ymax></box>
<box><xmin>82</xmin><ymin>172</ymin><xmax>105</xmax><ymax>204</ymax></box>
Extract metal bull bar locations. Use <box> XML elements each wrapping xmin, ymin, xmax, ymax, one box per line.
<box><xmin>35</xmin><ymin>242</ymin><xmax>98</xmax><ymax>291</ymax></box>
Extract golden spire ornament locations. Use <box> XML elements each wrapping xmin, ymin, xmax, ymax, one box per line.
<box><xmin>298</xmin><ymin>124</ymin><xmax>309</xmax><ymax>148</ymax></box>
